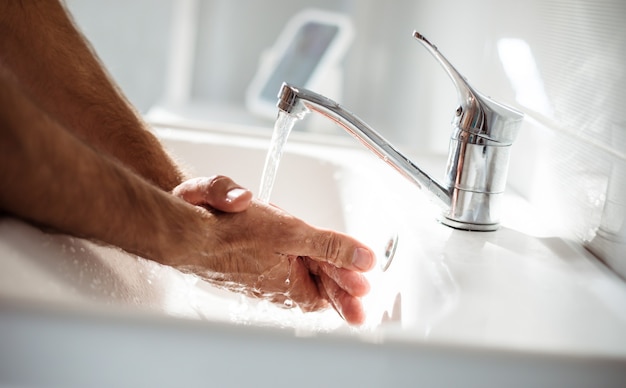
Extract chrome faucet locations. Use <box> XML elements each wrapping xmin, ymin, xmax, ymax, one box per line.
<box><xmin>277</xmin><ymin>31</ymin><xmax>524</xmax><ymax>231</ymax></box>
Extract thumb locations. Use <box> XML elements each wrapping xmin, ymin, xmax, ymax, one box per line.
<box><xmin>172</xmin><ymin>175</ymin><xmax>253</xmax><ymax>213</ymax></box>
<box><xmin>294</xmin><ymin>227</ymin><xmax>376</xmax><ymax>272</ymax></box>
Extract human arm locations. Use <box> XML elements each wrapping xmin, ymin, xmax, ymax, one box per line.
<box><xmin>0</xmin><ymin>1</ymin><xmax>255</xmax><ymax>213</ymax></box>
<box><xmin>0</xmin><ymin>69</ymin><xmax>375</xmax><ymax>324</ymax></box>
<box><xmin>0</xmin><ymin>0</ymin><xmax>184</xmax><ymax>191</ymax></box>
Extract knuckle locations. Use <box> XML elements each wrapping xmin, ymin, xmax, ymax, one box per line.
<box><xmin>319</xmin><ymin>231</ymin><xmax>342</xmax><ymax>267</ymax></box>
<box><xmin>206</xmin><ymin>175</ymin><xmax>228</xmax><ymax>191</ymax></box>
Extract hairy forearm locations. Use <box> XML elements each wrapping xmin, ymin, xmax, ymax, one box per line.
<box><xmin>0</xmin><ymin>68</ymin><xmax>205</xmax><ymax>266</ymax></box>
<box><xmin>0</xmin><ymin>0</ymin><xmax>185</xmax><ymax>191</ymax></box>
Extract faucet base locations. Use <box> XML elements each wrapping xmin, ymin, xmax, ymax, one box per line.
<box><xmin>439</xmin><ymin>216</ymin><xmax>499</xmax><ymax>232</ymax></box>
<box><xmin>439</xmin><ymin>189</ymin><xmax>503</xmax><ymax>231</ymax></box>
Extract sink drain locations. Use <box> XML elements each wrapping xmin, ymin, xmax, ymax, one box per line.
<box><xmin>381</xmin><ymin>233</ymin><xmax>399</xmax><ymax>272</ymax></box>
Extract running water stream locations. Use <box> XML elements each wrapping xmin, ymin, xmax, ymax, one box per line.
<box><xmin>258</xmin><ymin>111</ymin><xmax>298</xmax><ymax>203</ymax></box>
<box><xmin>259</xmin><ymin>110</ymin><xmax>398</xmax><ymax>272</ymax></box>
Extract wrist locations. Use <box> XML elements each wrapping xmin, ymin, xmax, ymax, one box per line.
<box><xmin>145</xmin><ymin>198</ymin><xmax>216</xmax><ymax>270</ymax></box>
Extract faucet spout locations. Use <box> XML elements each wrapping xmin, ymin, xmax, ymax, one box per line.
<box><xmin>277</xmin><ymin>83</ymin><xmax>452</xmax><ymax>207</ymax></box>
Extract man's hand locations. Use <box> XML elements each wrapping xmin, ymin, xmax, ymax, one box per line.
<box><xmin>171</xmin><ymin>176</ymin><xmax>375</xmax><ymax>325</ymax></box>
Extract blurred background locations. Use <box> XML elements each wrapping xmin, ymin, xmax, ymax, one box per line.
<box><xmin>65</xmin><ymin>0</ymin><xmax>625</xmax><ymax>276</ymax></box>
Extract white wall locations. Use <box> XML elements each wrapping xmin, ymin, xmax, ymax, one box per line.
<box><xmin>64</xmin><ymin>0</ymin><xmax>174</xmax><ymax>112</ymax></box>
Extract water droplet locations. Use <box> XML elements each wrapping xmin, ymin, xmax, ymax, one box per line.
<box><xmin>284</xmin><ymin>257</ymin><xmax>293</xmax><ymax>286</ymax></box>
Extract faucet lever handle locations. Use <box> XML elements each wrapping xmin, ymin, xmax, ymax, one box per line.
<box><xmin>413</xmin><ymin>31</ymin><xmax>523</xmax><ymax>144</ymax></box>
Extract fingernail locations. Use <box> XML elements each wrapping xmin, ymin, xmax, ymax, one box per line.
<box><xmin>352</xmin><ymin>247</ymin><xmax>374</xmax><ymax>271</ymax></box>
<box><xmin>226</xmin><ymin>188</ymin><xmax>247</xmax><ymax>203</ymax></box>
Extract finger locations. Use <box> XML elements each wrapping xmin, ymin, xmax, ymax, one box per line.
<box><xmin>243</xmin><ymin>201</ymin><xmax>375</xmax><ymax>271</ymax></box>
<box><xmin>293</xmin><ymin>227</ymin><xmax>376</xmax><ymax>272</ymax></box>
<box><xmin>318</xmin><ymin>261</ymin><xmax>370</xmax><ymax>297</ymax></box>
<box><xmin>313</xmin><ymin>273</ymin><xmax>344</xmax><ymax>320</ymax></box>
<box><xmin>250</xmin><ymin>255</ymin><xmax>327</xmax><ymax>312</ymax></box>
<box><xmin>173</xmin><ymin>176</ymin><xmax>252</xmax><ymax>212</ymax></box>
<box><xmin>320</xmin><ymin>272</ymin><xmax>366</xmax><ymax>325</ymax></box>
<box><xmin>279</xmin><ymin>256</ymin><xmax>328</xmax><ymax>312</ymax></box>
<box><xmin>307</xmin><ymin>260</ymin><xmax>368</xmax><ymax>323</ymax></box>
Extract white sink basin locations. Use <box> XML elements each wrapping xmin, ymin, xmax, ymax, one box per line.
<box><xmin>1</xmin><ymin>124</ymin><xmax>625</xmax><ymax>387</ymax></box>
